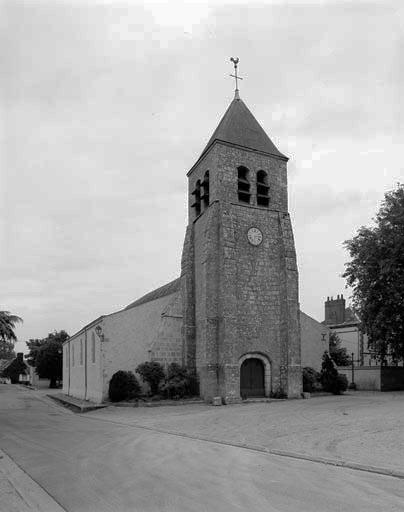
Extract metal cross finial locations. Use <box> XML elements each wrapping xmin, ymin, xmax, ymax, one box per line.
<box><xmin>230</xmin><ymin>57</ymin><xmax>243</xmax><ymax>98</ymax></box>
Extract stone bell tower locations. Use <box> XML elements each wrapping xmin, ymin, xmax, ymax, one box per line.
<box><xmin>180</xmin><ymin>82</ymin><xmax>301</xmax><ymax>403</ymax></box>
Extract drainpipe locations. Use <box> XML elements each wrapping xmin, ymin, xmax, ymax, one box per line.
<box><xmin>67</xmin><ymin>340</ymin><xmax>71</xmax><ymax>395</ymax></box>
<box><xmin>84</xmin><ymin>328</ymin><xmax>88</xmax><ymax>401</ymax></box>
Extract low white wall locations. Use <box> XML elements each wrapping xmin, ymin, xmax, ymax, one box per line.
<box><xmin>338</xmin><ymin>366</ymin><xmax>381</xmax><ymax>391</ymax></box>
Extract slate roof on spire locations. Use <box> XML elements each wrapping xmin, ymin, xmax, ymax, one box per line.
<box><xmin>198</xmin><ymin>96</ymin><xmax>287</xmax><ymax>163</ymax></box>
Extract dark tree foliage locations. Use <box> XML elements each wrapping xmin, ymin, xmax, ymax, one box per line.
<box><xmin>26</xmin><ymin>339</ymin><xmax>45</xmax><ymax>367</ymax></box>
<box><xmin>108</xmin><ymin>371</ymin><xmax>140</xmax><ymax>402</ymax></box>
<box><xmin>161</xmin><ymin>363</ymin><xmax>197</xmax><ymax>399</ymax></box>
<box><xmin>302</xmin><ymin>367</ymin><xmax>321</xmax><ymax>393</ymax></box>
<box><xmin>343</xmin><ymin>184</ymin><xmax>404</xmax><ymax>362</ymax></box>
<box><xmin>0</xmin><ymin>340</ymin><xmax>16</xmax><ymax>360</ymax></box>
<box><xmin>136</xmin><ymin>361</ymin><xmax>165</xmax><ymax>395</ymax></box>
<box><xmin>31</xmin><ymin>331</ymin><xmax>69</xmax><ymax>388</ymax></box>
<box><xmin>0</xmin><ymin>311</ymin><xmax>22</xmax><ymax>360</ymax></box>
<box><xmin>320</xmin><ymin>352</ymin><xmax>348</xmax><ymax>395</ymax></box>
<box><xmin>329</xmin><ymin>332</ymin><xmax>350</xmax><ymax>366</ymax></box>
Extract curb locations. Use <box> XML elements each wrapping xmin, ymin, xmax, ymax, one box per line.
<box><xmin>48</xmin><ymin>394</ymin><xmax>107</xmax><ymax>413</ymax></box>
<box><xmin>0</xmin><ymin>449</ymin><xmax>66</xmax><ymax>511</ymax></box>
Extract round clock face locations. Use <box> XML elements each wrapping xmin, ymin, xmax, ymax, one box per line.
<box><xmin>247</xmin><ymin>227</ymin><xmax>263</xmax><ymax>246</ymax></box>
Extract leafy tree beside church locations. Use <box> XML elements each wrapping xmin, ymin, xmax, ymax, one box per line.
<box><xmin>27</xmin><ymin>330</ymin><xmax>69</xmax><ymax>388</ymax></box>
<box><xmin>344</xmin><ymin>183</ymin><xmax>404</xmax><ymax>363</ymax></box>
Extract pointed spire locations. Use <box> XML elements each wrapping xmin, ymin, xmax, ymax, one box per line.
<box><xmin>197</xmin><ymin>96</ymin><xmax>287</xmax><ymax>162</ymax></box>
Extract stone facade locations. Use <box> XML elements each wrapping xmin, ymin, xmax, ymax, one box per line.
<box><xmin>181</xmin><ymin>136</ymin><xmax>301</xmax><ymax>402</ymax></box>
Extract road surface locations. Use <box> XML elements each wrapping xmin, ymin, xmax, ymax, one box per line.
<box><xmin>0</xmin><ymin>385</ymin><xmax>403</xmax><ymax>512</ymax></box>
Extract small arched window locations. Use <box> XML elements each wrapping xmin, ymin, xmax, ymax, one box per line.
<box><xmin>256</xmin><ymin>170</ymin><xmax>269</xmax><ymax>207</ymax></box>
<box><xmin>201</xmin><ymin>171</ymin><xmax>210</xmax><ymax>209</ymax></box>
<box><xmin>191</xmin><ymin>179</ymin><xmax>201</xmax><ymax>217</ymax></box>
<box><xmin>237</xmin><ymin>166</ymin><xmax>251</xmax><ymax>204</ymax></box>
<box><xmin>91</xmin><ymin>332</ymin><xmax>96</xmax><ymax>363</ymax></box>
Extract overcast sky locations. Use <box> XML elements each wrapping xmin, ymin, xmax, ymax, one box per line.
<box><xmin>2</xmin><ymin>0</ymin><xmax>403</xmax><ymax>352</ymax></box>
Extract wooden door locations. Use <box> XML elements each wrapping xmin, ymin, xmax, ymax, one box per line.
<box><xmin>240</xmin><ymin>358</ymin><xmax>265</xmax><ymax>398</ymax></box>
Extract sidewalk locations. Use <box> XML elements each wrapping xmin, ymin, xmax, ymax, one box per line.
<box><xmin>0</xmin><ymin>450</ymin><xmax>65</xmax><ymax>512</ymax></box>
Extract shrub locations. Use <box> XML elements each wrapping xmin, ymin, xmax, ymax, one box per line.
<box><xmin>161</xmin><ymin>363</ymin><xmax>198</xmax><ymax>399</ymax></box>
<box><xmin>320</xmin><ymin>352</ymin><xmax>348</xmax><ymax>395</ymax></box>
<box><xmin>302</xmin><ymin>367</ymin><xmax>321</xmax><ymax>393</ymax></box>
<box><xmin>136</xmin><ymin>361</ymin><xmax>165</xmax><ymax>396</ymax></box>
<box><xmin>108</xmin><ymin>370</ymin><xmax>140</xmax><ymax>402</ymax></box>
<box><xmin>270</xmin><ymin>389</ymin><xmax>287</xmax><ymax>399</ymax></box>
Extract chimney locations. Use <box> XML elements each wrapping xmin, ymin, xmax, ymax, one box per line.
<box><xmin>324</xmin><ymin>295</ymin><xmax>346</xmax><ymax>325</ymax></box>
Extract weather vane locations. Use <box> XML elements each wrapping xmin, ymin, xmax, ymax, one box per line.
<box><xmin>230</xmin><ymin>57</ymin><xmax>243</xmax><ymax>98</ymax></box>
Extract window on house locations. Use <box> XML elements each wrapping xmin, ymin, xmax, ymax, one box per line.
<box><xmin>191</xmin><ymin>179</ymin><xmax>201</xmax><ymax>217</ymax></box>
<box><xmin>91</xmin><ymin>332</ymin><xmax>96</xmax><ymax>364</ymax></box>
<box><xmin>201</xmin><ymin>171</ymin><xmax>210</xmax><ymax>209</ymax></box>
<box><xmin>72</xmin><ymin>344</ymin><xmax>75</xmax><ymax>367</ymax></box>
<box><xmin>237</xmin><ymin>166</ymin><xmax>251</xmax><ymax>203</ymax></box>
<box><xmin>256</xmin><ymin>170</ymin><xmax>270</xmax><ymax>207</ymax></box>
<box><xmin>80</xmin><ymin>339</ymin><xmax>83</xmax><ymax>366</ymax></box>
<box><xmin>65</xmin><ymin>347</ymin><xmax>68</xmax><ymax>368</ymax></box>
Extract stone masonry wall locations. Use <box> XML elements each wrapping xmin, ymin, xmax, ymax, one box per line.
<box><xmin>184</xmin><ymin>142</ymin><xmax>302</xmax><ymax>401</ymax></box>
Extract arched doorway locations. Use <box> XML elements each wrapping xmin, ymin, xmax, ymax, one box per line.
<box><xmin>240</xmin><ymin>358</ymin><xmax>265</xmax><ymax>398</ymax></box>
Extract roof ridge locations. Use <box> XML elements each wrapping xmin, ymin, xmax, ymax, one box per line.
<box><xmin>125</xmin><ymin>277</ymin><xmax>181</xmax><ymax>310</ymax></box>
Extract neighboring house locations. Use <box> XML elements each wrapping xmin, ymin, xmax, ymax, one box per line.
<box><xmin>323</xmin><ymin>295</ymin><xmax>367</xmax><ymax>365</ymax></box>
<box><xmin>323</xmin><ymin>294</ymin><xmax>404</xmax><ymax>390</ymax></box>
<box><xmin>0</xmin><ymin>353</ymin><xmax>29</xmax><ymax>384</ymax></box>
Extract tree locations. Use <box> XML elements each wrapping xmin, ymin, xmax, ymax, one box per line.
<box><xmin>320</xmin><ymin>352</ymin><xmax>348</xmax><ymax>395</ymax></box>
<box><xmin>0</xmin><ymin>340</ymin><xmax>16</xmax><ymax>360</ymax></box>
<box><xmin>343</xmin><ymin>183</ymin><xmax>404</xmax><ymax>362</ymax></box>
<box><xmin>30</xmin><ymin>331</ymin><xmax>69</xmax><ymax>388</ymax></box>
<box><xmin>26</xmin><ymin>338</ymin><xmax>44</xmax><ymax>367</ymax></box>
<box><xmin>0</xmin><ymin>311</ymin><xmax>22</xmax><ymax>360</ymax></box>
<box><xmin>136</xmin><ymin>361</ymin><xmax>165</xmax><ymax>395</ymax></box>
<box><xmin>329</xmin><ymin>332</ymin><xmax>350</xmax><ymax>366</ymax></box>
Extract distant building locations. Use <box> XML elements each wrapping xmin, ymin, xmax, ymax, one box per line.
<box><xmin>0</xmin><ymin>353</ymin><xmax>29</xmax><ymax>384</ymax></box>
<box><xmin>324</xmin><ymin>294</ymin><xmax>367</xmax><ymax>365</ymax></box>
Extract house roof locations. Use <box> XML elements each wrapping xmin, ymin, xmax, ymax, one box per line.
<box><xmin>196</xmin><ymin>95</ymin><xmax>287</xmax><ymax>164</ymax></box>
<box><xmin>0</xmin><ymin>359</ymin><xmax>12</xmax><ymax>375</ymax></box>
<box><xmin>125</xmin><ymin>277</ymin><xmax>181</xmax><ymax>310</ymax></box>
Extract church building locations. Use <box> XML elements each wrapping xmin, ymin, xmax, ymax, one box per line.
<box><xmin>63</xmin><ymin>87</ymin><xmax>328</xmax><ymax>404</ymax></box>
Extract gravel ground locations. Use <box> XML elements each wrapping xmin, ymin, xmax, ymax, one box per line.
<box><xmin>88</xmin><ymin>391</ymin><xmax>404</xmax><ymax>472</ymax></box>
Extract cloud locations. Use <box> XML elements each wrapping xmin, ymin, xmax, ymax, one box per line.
<box><xmin>1</xmin><ymin>1</ymin><xmax>402</xmax><ymax>339</ymax></box>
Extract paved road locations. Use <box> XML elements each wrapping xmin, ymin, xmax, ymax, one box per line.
<box><xmin>1</xmin><ymin>386</ymin><xmax>403</xmax><ymax>512</ymax></box>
